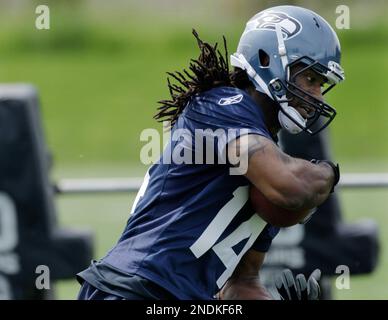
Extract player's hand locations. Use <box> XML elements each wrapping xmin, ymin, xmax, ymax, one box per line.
<box><xmin>311</xmin><ymin>159</ymin><xmax>340</xmax><ymax>193</ymax></box>
<box><xmin>218</xmin><ymin>276</ymin><xmax>273</xmax><ymax>300</ymax></box>
<box><xmin>274</xmin><ymin>269</ymin><xmax>321</xmax><ymax>300</ymax></box>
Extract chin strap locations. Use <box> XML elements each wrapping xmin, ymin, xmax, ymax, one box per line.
<box><xmin>275</xmin><ymin>23</ymin><xmax>289</xmax><ymax>74</ymax></box>
<box><xmin>277</xmin><ymin>99</ymin><xmax>306</xmax><ymax>134</ymax></box>
<box><xmin>230</xmin><ymin>53</ymin><xmax>272</xmax><ymax>98</ymax></box>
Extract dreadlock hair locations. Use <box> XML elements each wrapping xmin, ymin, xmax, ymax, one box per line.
<box><xmin>154</xmin><ymin>29</ymin><xmax>252</xmax><ymax>127</ymax></box>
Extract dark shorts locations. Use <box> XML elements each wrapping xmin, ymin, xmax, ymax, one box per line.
<box><xmin>77</xmin><ymin>273</ymin><xmax>177</xmax><ymax>300</ymax></box>
<box><xmin>77</xmin><ymin>281</ymin><xmax>144</xmax><ymax>300</ymax></box>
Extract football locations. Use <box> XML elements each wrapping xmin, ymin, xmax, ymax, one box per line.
<box><xmin>249</xmin><ymin>184</ymin><xmax>312</xmax><ymax>227</ymax></box>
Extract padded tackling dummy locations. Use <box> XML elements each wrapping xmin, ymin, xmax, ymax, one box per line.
<box><xmin>260</xmin><ymin>125</ymin><xmax>380</xmax><ymax>299</ymax></box>
<box><xmin>0</xmin><ymin>84</ymin><xmax>94</xmax><ymax>299</ymax></box>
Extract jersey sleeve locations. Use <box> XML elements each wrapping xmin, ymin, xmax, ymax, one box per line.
<box><xmin>182</xmin><ymin>87</ymin><xmax>274</xmax><ymax>162</ymax></box>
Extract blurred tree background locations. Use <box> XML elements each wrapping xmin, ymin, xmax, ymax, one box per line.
<box><xmin>0</xmin><ymin>0</ymin><xmax>386</xmax><ymax>173</ymax></box>
<box><xmin>0</xmin><ymin>0</ymin><xmax>387</xmax><ymax>299</ymax></box>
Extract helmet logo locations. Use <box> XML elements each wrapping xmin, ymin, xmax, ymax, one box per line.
<box><xmin>246</xmin><ymin>11</ymin><xmax>302</xmax><ymax>40</ymax></box>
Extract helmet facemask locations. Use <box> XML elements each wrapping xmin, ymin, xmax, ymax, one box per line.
<box><xmin>269</xmin><ymin>56</ymin><xmax>345</xmax><ymax>135</ymax></box>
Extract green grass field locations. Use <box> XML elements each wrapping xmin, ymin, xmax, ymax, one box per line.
<box><xmin>0</xmin><ymin>4</ymin><xmax>387</xmax><ymax>299</ymax></box>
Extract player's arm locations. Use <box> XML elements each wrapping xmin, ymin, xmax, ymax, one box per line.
<box><xmin>228</xmin><ymin>134</ymin><xmax>337</xmax><ymax>211</ymax></box>
<box><xmin>219</xmin><ymin>249</ymin><xmax>272</xmax><ymax>300</ymax></box>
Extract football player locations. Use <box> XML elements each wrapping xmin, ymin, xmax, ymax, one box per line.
<box><xmin>77</xmin><ymin>5</ymin><xmax>344</xmax><ymax>300</ymax></box>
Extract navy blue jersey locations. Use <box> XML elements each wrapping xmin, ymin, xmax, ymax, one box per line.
<box><xmin>81</xmin><ymin>86</ymin><xmax>280</xmax><ymax>299</ymax></box>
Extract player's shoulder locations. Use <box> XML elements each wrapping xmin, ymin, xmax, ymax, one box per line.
<box><xmin>201</xmin><ymin>86</ymin><xmax>256</xmax><ymax>108</ymax></box>
<box><xmin>181</xmin><ymin>86</ymin><xmax>272</xmax><ymax>140</ymax></box>
<box><xmin>187</xmin><ymin>86</ymin><xmax>262</xmax><ymax>117</ymax></box>
<box><xmin>182</xmin><ymin>86</ymin><xmax>268</xmax><ymax>129</ymax></box>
